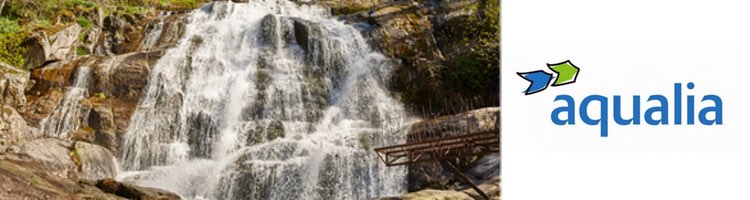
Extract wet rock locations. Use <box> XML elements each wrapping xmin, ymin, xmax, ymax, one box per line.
<box><xmin>86</xmin><ymin>101</ymin><xmax>118</xmax><ymax>154</ymax></box>
<box><xmin>292</xmin><ymin>18</ymin><xmax>314</xmax><ymax>53</ymax></box>
<box><xmin>110</xmin><ymin>52</ymin><xmax>158</xmax><ymax>99</ymax></box>
<box><xmin>186</xmin><ymin>112</ymin><xmax>217</xmax><ymax>158</ymax></box>
<box><xmin>142</xmin><ymin>14</ymin><xmax>188</xmax><ymax>51</ymax></box>
<box><xmin>260</xmin><ymin>14</ymin><xmax>279</xmax><ymax>48</ymax></box>
<box><xmin>74</xmin><ymin>141</ymin><xmax>117</xmax><ymax>180</ymax></box>
<box><xmin>21</xmin><ymin>88</ymin><xmax>64</xmax><ymax>126</ymax></box>
<box><xmin>96</xmin><ymin>178</ymin><xmax>182</xmax><ymax>200</ymax></box>
<box><xmin>21</xmin><ymin>24</ymin><xmax>82</xmax><ymax>69</ymax></box>
<box><xmin>97</xmin><ymin>13</ymin><xmax>177</xmax><ymax>55</ymax></box>
<box><xmin>26</xmin><ymin>59</ymin><xmax>79</xmax><ymax>97</ymax></box>
<box><xmin>245</xmin><ymin>120</ymin><xmax>286</xmax><ymax>146</ymax></box>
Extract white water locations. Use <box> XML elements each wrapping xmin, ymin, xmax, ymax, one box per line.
<box><xmin>117</xmin><ymin>1</ymin><xmax>412</xmax><ymax>199</ymax></box>
<box><xmin>40</xmin><ymin>66</ymin><xmax>93</xmax><ymax>138</ymax></box>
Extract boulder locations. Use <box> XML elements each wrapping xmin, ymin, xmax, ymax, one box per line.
<box><xmin>27</xmin><ymin>59</ymin><xmax>79</xmax><ymax>95</ymax></box>
<box><xmin>21</xmin><ymin>24</ymin><xmax>82</xmax><ymax>70</ymax></box>
<box><xmin>96</xmin><ymin>178</ymin><xmax>182</xmax><ymax>200</ymax></box>
<box><xmin>18</xmin><ymin>138</ymin><xmax>77</xmax><ymax>178</ymax></box>
<box><xmin>398</xmin><ymin>189</ymin><xmax>474</xmax><ymax>200</ymax></box>
<box><xmin>461</xmin><ymin>176</ymin><xmax>500</xmax><ymax>200</ymax></box>
<box><xmin>73</xmin><ymin>141</ymin><xmax>117</xmax><ymax>180</ymax></box>
<box><xmin>0</xmin><ymin>106</ymin><xmax>40</xmax><ymax>152</ymax></box>
<box><xmin>0</xmin><ymin>159</ymin><xmax>127</xmax><ymax>200</ymax></box>
<box><xmin>0</xmin><ymin>159</ymin><xmax>78</xmax><ymax>200</ymax></box>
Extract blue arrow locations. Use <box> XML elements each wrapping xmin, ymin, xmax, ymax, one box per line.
<box><xmin>517</xmin><ymin>70</ymin><xmax>552</xmax><ymax>95</ymax></box>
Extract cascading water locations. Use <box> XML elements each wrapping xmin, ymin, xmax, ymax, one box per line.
<box><xmin>40</xmin><ymin>66</ymin><xmax>93</xmax><ymax>138</ymax></box>
<box><xmin>118</xmin><ymin>1</ymin><xmax>412</xmax><ymax>199</ymax></box>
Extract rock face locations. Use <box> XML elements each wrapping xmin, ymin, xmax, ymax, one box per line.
<box><xmin>21</xmin><ymin>24</ymin><xmax>82</xmax><ymax>70</ymax></box>
<box><xmin>336</xmin><ymin>0</ymin><xmax>500</xmax><ymax>115</ymax></box>
<box><xmin>19</xmin><ymin>12</ymin><xmax>186</xmax><ymax>155</ymax></box>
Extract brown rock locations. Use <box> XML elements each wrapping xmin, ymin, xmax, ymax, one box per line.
<box><xmin>21</xmin><ymin>89</ymin><xmax>65</xmax><ymax>127</ymax></box>
<box><xmin>21</xmin><ymin>24</ymin><xmax>82</xmax><ymax>69</ymax></box>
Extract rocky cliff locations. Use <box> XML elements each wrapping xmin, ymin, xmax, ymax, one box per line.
<box><xmin>0</xmin><ymin>0</ymin><xmax>499</xmax><ymax>199</ymax></box>
<box><xmin>0</xmin><ymin>7</ymin><xmax>186</xmax><ymax>199</ymax></box>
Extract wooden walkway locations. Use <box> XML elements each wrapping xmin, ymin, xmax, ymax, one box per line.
<box><xmin>374</xmin><ymin>130</ymin><xmax>499</xmax><ymax>199</ymax></box>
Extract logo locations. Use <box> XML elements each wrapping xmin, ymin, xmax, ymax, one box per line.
<box><xmin>518</xmin><ymin>60</ymin><xmax>723</xmax><ymax>137</ymax></box>
<box><xmin>517</xmin><ymin>60</ymin><xmax>580</xmax><ymax>95</ymax></box>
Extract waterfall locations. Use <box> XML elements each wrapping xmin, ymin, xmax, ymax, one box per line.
<box><xmin>40</xmin><ymin>66</ymin><xmax>93</xmax><ymax>138</ymax></box>
<box><xmin>117</xmin><ymin>1</ymin><xmax>411</xmax><ymax>199</ymax></box>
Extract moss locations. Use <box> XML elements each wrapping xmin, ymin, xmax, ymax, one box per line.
<box><xmin>69</xmin><ymin>148</ymin><xmax>82</xmax><ymax>171</ymax></box>
<box><xmin>0</xmin><ymin>31</ymin><xmax>28</xmax><ymax>68</ymax></box>
<box><xmin>94</xmin><ymin>92</ymin><xmax>106</xmax><ymax>99</ymax></box>
<box><xmin>75</xmin><ymin>17</ymin><xmax>93</xmax><ymax>29</ymax></box>
<box><xmin>76</xmin><ymin>46</ymin><xmax>88</xmax><ymax>56</ymax></box>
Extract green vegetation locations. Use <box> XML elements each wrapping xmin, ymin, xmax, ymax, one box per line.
<box><xmin>442</xmin><ymin>0</ymin><xmax>499</xmax><ymax>100</ymax></box>
<box><xmin>0</xmin><ymin>17</ymin><xmax>27</xmax><ymax>67</ymax></box>
<box><xmin>77</xmin><ymin>46</ymin><xmax>88</xmax><ymax>56</ymax></box>
<box><xmin>0</xmin><ymin>0</ymin><xmax>210</xmax><ymax>69</ymax></box>
<box><xmin>94</xmin><ymin>92</ymin><xmax>106</xmax><ymax>99</ymax></box>
<box><xmin>75</xmin><ymin>17</ymin><xmax>92</xmax><ymax>28</ymax></box>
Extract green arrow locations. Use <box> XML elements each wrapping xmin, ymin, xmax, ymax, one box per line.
<box><xmin>548</xmin><ymin>60</ymin><xmax>580</xmax><ymax>86</ymax></box>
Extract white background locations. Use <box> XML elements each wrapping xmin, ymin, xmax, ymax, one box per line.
<box><xmin>502</xmin><ymin>1</ymin><xmax>750</xmax><ymax>199</ymax></box>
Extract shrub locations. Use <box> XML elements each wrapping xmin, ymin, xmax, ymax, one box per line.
<box><xmin>0</xmin><ymin>31</ymin><xmax>28</xmax><ymax>67</ymax></box>
<box><xmin>0</xmin><ymin>18</ymin><xmax>21</xmax><ymax>35</ymax></box>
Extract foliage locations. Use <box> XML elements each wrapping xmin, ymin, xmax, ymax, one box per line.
<box><xmin>0</xmin><ymin>17</ymin><xmax>21</xmax><ymax>34</ymax></box>
<box><xmin>442</xmin><ymin>0</ymin><xmax>499</xmax><ymax>97</ymax></box>
<box><xmin>75</xmin><ymin>17</ymin><xmax>92</xmax><ymax>28</ymax></box>
<box><xmin>0</xmin><ymin>32</ymin><xmax>27</xmax><ymax>67</ymax></box>
<box><xmin>94</xmin><ymin>92</ymin><xmax>106</xmax><ymax>99</ymax></box>
<box><xmin>77</xmin><ymin>46</ymin><xmax>87</xmax><ymax>56</ymax></box>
